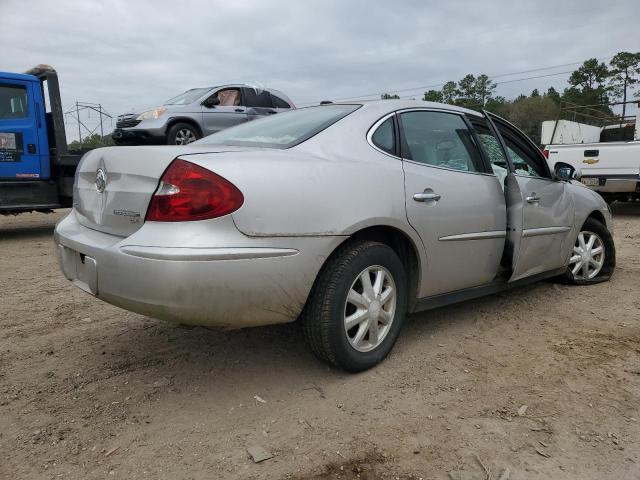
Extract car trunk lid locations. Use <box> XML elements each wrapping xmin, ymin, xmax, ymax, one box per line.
<box><xmin>74</xmin><ymin>145</ymin><xmax>245</xmax><ymax>237</ymax></box>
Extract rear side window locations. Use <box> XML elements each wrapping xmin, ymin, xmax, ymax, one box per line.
<box><xmin>271</xmin><ymin>94</ymin><xmax>291</xmax><ymax>109</ymax></box>
<box><xmin>243</xmin><ymin>88</ymin><xmax>273</xmax><ymax>108</ymax></box>
<box><xmin>371</xmin><ymin>117</ymin><xmax>396</xmax><ymax>155</ymax></box>
<box><xmin>0</xmin><ymin>85</ymin><xmax>28</xmax><ymax>119</ymax></box>
<box><xmin>399</xmin><ymin>111</ymin><xmax>485</xmax><ymax>173</ymax></box>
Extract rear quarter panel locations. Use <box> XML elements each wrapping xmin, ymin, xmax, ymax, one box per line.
<box><xmin>187</xmin><ymin>142</ymin><xmax>410</xmax><ymax>239</ymax></box>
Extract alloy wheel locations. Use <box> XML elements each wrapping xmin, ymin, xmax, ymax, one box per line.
<box><xmin>175</xmin><ymin>128</ymin><xmax>197</xmax><ymax>145</ymax></box>
<box><xmin>344</xmin><ymin>265</ymin><xmax>397</xmax><ymax>353</ymax></box>
<box><xmin>569</xmin><ymin>230</ymin><xmax>605</xmax><ymax>280</ymax></box>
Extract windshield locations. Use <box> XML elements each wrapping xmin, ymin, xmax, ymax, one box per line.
<box><xmin>164</xmin><ymin>88</ymin><xmax>211</xmax><ymax>105</ymax></box>
<box><xmin>195</xmin><ymin>104</ymin><xmax>361</xmax><ymax>149</ymax></box>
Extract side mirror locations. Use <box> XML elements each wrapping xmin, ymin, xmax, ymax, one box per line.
<box><xmin>204</xmin><ymin>97</ymin><xmax>220</xmax><ymax>108</ymax></box>
<box><xmin>554</xmin><ymin>162</ymin><xmax>580</xmax><ymax>181</ymax></box>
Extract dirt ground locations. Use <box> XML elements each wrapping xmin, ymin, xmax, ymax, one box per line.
<box><xmin>1</xmin><ymin>205</ymin><xmax>639</xmax><ymax>480</ymax></box>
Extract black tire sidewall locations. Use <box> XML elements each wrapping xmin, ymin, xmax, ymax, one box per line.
<box><xmin>166</xmin><ymin>123</ymin><xmax>199</xmax><ymax>145</ymax></box>
<box><xmin>326</xmin><ymin>243</ymin><xmax>407</xmax><ymax>372</ymax></box>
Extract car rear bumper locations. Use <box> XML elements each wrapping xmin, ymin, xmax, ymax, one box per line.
<box><xmin>580</xmin><ymin>174</ymin><xmax>640</xmax><ymax>194</ymax></box>
<box><xmin>54</xmin><ymin>211</ymin><xmax>342</xmax><ymax>328</ymax></box>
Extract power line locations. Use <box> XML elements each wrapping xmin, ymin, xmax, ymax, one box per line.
<box><xmin>298</xmin><ymin>54</ymin><xmax>615</xmax><ymax>105</ymax></box>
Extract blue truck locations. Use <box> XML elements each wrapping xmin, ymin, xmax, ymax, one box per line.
<box><xmin>0</xmin><ymin>65</ymin><xmax>82</xmax><ymax>214</ymax></box>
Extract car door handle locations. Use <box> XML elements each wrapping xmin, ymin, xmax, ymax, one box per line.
<box><xmin>413</xmin><ymin>192</ymin><xmax>441</xmax><ymax>202</ymax></box>
<box><xmin>235</xmin><ymin>108</ymin><xmax>245</xmax><ymax>112</ymax></box>
<box><xmin>526</xmin><ymin>194</ymin><xmax>540</xmax><ymax>203</ymax></box>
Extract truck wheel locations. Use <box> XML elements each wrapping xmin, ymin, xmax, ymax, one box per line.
<box><xmin>167</xmin><ymin>123</ymin><xmax>200</xmax><ymax>145</ymax></box>
<box><xmin>301</xmin><ymin>240</ymin><xmax>408</xmax><ymax>372</ymax></box>
<box><xmin>564</xmin><ymin>217</ymin><xmax>615</xmax><ymax>285</ymax></box>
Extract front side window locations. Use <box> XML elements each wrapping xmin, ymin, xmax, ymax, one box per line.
<box><xmin>371</xmin><ymin>117</ymin><xmax>395</xmax><ymax>155</ymax></box>
<box><xmin>469</xmin><ymin>117</ymin><xmax>508</xmax><ymax>181</ymax></box>
<box><xmin>215</xmin><ymin>88</ymin><xmax>241</xmax><ymax>106</ymax></box>
<box><xmin>496</xmin><ymin>122</ymin><xmax>549</xmax><ymax>178</ymax></box>
<box><xmin>0</xmin><ymin>85</ymin><xmax>28</xmax><ymax>119</ymax></box>
<box><xmin>195</xmin><ymin>104</ymin><xmax>360</xmax><ymax>149</ymax></box>
<box><xmin>399</xmin><ymin>111</ymin><xmax>485</xmax><ymax>173</ymax></box>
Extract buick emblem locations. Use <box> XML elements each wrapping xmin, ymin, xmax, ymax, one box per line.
<box><xmin>95</xmin><ymin>168</ymin><xmax>107</xmax><ymax>193</ymax></box>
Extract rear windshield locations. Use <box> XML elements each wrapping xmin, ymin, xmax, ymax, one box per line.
<box><xmin>195</xmin><ymin>104</ymin><xmax>361</xmax><ymax>149</ymax></box>
<box><xmin>164</xmin><ymin>88</ymin><xmax>211</xmax><ymax>105</ymax></box>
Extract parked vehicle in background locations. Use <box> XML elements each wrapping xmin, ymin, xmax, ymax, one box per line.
<box><xmin>112</xmin><ymin>85</ymin><xmax>294</xmax><ymax>146</ymax></box>
<box><xmin>544</xmin><ymin>141</ymin><xmax>640</xmax><ymax>203</ymax></box>
<box><xmin>55</xmin><ymin>100</ymin><xmax>615</xmax><ymax>372</ymax></box>
<box><xmin>0</xmin><ymin>65</ymin><xmax>83</xmax><ymax>215</ymax></box>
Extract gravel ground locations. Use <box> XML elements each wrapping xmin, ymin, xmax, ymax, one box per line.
<box><xmin>1</xmin><ymin>204</ymin><xmax>639</xmax><ymax>480</ymax></box>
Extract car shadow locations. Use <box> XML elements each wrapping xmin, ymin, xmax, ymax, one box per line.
<box><xmin>77</xmin><ymin>280</ymin><xmax>553</xmax><ymax>398</ymax></box>
<box><xmin>610</xmin><ymin>201</ymin><xmax>640</xmax><ymax>217</ymax></box>
<box><xmin>0</xmin><ymin>210</ymin><xmax>67</xmax><ymax>240</ymax></box>
<box><xmin>0</xmin><ymin>224</ymin><xmax>56</xmax><ymax>241</ymax></box>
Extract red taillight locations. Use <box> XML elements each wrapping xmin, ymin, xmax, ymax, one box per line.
<box><xmin>542</xmin><ymin>148</ymin><xmax>549</xmax><ymax>159</ymax></box>
<box><xmin>145</xmin><ymin>159</ymin><xmax>244</xmax><ymax>222</ymax></box>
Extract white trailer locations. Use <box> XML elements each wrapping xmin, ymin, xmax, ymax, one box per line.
<box><xmin>541</xmin><ymin>120</ymin><xmax>601</xmax><ymax>145</ymax></box>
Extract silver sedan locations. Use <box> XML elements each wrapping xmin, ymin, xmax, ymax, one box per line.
<box><xmin>55</xmin><ymin>100</ymin><xmax>616</xmax><ymax>371</ymax></box>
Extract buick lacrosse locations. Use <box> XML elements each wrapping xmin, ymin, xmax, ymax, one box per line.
<box><xmin>55</xmin><ymin>100</ymin><xmax>615</xmax><ymax>371</ymax></box>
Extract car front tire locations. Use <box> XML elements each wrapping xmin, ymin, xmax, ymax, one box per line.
<box><xmin>301</xmin><ymin>240</ymin><xmax>408</xmax><ymax>372</ymax></box>
<box><xmin>564</xmin><ymin>217</ymin><xmax>616</xmax><ymax>285</ymax></box>
<box><xmin>166</xmin><ymin>123</ymin><xmax>200</xmax><ymax>145</ymax></box>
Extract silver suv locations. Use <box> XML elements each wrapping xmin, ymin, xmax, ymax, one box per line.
<box><xmin>112</xmin><ymin>85</ymin><xmax>294</xmax><ymax>145</ymax></box>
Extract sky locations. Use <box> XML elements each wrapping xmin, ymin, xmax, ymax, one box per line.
<box><xmin>1</xmin><ymin>0</ymin><xmax>639</xmax><ymax>141</ymax></box>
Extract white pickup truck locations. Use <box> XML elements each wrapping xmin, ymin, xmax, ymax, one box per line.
<box><xmin>544</xmin><ymin>141</ymin><xmax>640</xmax><ymax>203</ymax></box>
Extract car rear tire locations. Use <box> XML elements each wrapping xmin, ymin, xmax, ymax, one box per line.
<box><xmin>564</xmin><ymin>217</ymin><xmax>615</xmax><ymax>285</ymax></box>
<box><xmin>167</xmin><ymin>123</ymin><xmax>200</xmax><ymax>145</ymax></box>
<box><xmin>301</xmin><ymin>240</ymin><xmax>408</xmax><ymax>372</ymax></box>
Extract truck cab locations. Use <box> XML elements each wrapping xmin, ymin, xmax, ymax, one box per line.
<box><xmin>0</xmin><ymin>65</ymin><xmax>80</xmax><ymax>214</ymax></box>
<box><xmin>0</xmin><ymin>72</ymin><xmax>51</xmax><ymax>180</ymax></box>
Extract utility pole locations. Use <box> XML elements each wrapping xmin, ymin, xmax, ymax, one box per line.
<box><xmin>76</xmin><ymin>101</ymin><xmax>82</xmax><ymax>146</ymax></box>
<box><xmin>98</xmin><ymin>104</ymin><xmax>104</xmax><ymax>138</ymax></box>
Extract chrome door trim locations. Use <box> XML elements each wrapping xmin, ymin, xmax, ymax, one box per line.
<box><xmin>120</xmin><ymin>245</ymin><xmax>300</xmax><ymax>261</ymax></box>
<box><xmin>438</xmin><ymin>230</ymin><xmax>507</xmax><ymax>242</ymax></box>
<box><xmin>402</xmin><ymin>158</ymin><xmax>499</xmax><ymax>177</ymax></box>
<box><xmin>522</xmin><ymin>226</ymin><xmax>571</xmax><ymax>238</ymax></box>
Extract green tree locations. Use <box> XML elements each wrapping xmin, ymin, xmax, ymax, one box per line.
<box><xmin>423</xmin><ymin>89</ymin><xmax>443</xmax><ymax>102</ymax></box>
<box><xmin>456</xmin><ymin>74</ymin><xmax>477</xmax><ymax>108</ymax></box>
<box><xmin>570</xmin><ymin>58</ymin><xmax>610</xmax><ymax>90</ymax></box>
<box><xmin>380</xmin><ymin>93</ymin><xmax>400</xmax><ymax>100</ymax></box>
<box><xmin>68</xmin><ymin>133</ymin><xmax>114</xmax><ymax>150</ymax></box>
<box><xmin>608</xmin><ymin>51</ymin><xmax>640</xmax><ymax>119</ymax></box>
<box><xmin>546</xmin><ymin>86</ymin><xmax>561</xmax><ymax>105</ymax></box>
<box><xmin>441</xmin><ymin>81</ymin><xmax>458</xmax><ymax>104</ymax></box>
<box><xmin>475</xmin><ymin>74</ymin><xmax>496</xmax><ymax>107</ymax></box>
<box><xmin>484</xmin><ymin>95</ymin><xmax>507</xmax><ymax>114</ymax></box>
<box><xmin>567</xmin><ymin>58</ymin><xmax>610</xmax><ymax>106</ymax></box>
<box><xmin>497</xmin><ymin>96</ymin><xmax>560</xmax><ymax>144</ymax></box>
<box><xmin>531</xmin><ymin>88</ymin><xmax>540</xmax><ymax>97</ymax></box>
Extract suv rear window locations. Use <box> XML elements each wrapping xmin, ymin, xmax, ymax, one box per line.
<box><xmin>196</xmin><ymin>104</ymin><xmax>360</xmax><ymax>149</ymax></box>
